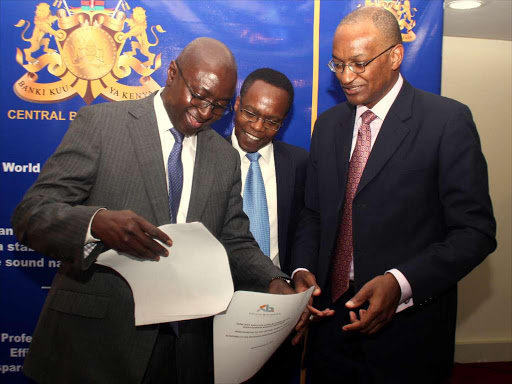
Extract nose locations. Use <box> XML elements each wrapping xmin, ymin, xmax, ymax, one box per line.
<box><xmin>338</xmin><ymin>66</ymin><xmax>357</xmax><ymax>85</ymax></box>
<box><xmin>196</xmin><ymin>104</ymin><xmax>214</xmax><ymax>120</ymax></box>
<box><xmin>250</xmin><ymin>117</ymin><xmax>265</xmax><ymax>132</ymax></box>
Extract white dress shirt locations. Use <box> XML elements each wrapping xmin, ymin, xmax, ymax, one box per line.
<box><xmin>154</xmin><ymin>89</ymin><xmax>196</xmax><ymax>224</ymax></box>
<box><xmin>231</xmin><ymin>130</ymin><xmax>280</xmax><ymax>268</ymax></box>
<box><xmin>84</xmin><ymin>89</ymin><xmax>195</xmax><ymax>253</ymax></box>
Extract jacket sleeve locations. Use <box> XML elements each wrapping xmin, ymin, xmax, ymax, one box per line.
<box><xmin>398</xmin><ymin>103</ymin><xmax>496</xmax><ymax>304</ymax></box>
<box><xmin>290</xmin><ymin>119</ymin><xmax>322</xmax><ymax>274</ymax></box>
<box><xmin>11</xmin><ymin>106</ymin><xmax>105</xmax><ymax>269</ymax></box>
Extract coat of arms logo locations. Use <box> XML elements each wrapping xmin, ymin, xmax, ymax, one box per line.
<box><xmin>359</xmin><ymin>0</ymin><xmax>418</xmax><ymax>42</ymax></box>
<box><xmin>14</xmin><ymin>0</ymin><xmax>166</xmax><ymax>104</ymax></box>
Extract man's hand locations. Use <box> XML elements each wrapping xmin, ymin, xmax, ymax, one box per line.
<box><xmin>293</xmin><ymin>270</ymin><xmax>335</xmax><ymax>320</ymax></box>
<box><xmin>268</xmin><ymin>278</ymin><xmax>295</xmax><ymax>295</ymax></box>
<box><xmin>342</xmin><ymin>273</ymin><xmax>401</xmax><ymax>335</ymax></box>
<box><xmin>292</xmin><ymin>271</ymin><xmax>335</xmax><ymax>345</ymax></box>
<box><xmin>91</xmin><ymin>210</ymin><xmax>172</xmax><ymax>260</ymax></box>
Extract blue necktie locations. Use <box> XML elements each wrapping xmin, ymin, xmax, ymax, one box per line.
<box><xmin>167</xmin><ymin>127</ymin><xmax>184</xmax><ymax>337</ymax></box>
<box><xmin>168</xmin><ymin>127</ymin><xmax>184</xmax><ymax>224</ymax></box>
<box><xmin>243</xmin><ymin>152</ymin><xmax>271</xmax><ymax>257</ymax></box>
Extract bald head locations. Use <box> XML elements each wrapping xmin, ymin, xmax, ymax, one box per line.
<box><xmin>178</xmin><ymin>37</ymin><xmax>237</xmax><ymax>75</ymax></box>
<box><xmin>338</xmin><ymin>7</ymin><xmax>402</xmax><ymax>47</ymax></box>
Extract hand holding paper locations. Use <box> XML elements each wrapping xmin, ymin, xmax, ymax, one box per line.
<box><xmin>96</xmin><ymin>222</ymin><xmax>234</xmax><ymax>325</ymax></box>
<box><xmin>214</xmin><ymin>287</ymin><xmax>314</xmax><ymax>384</ymax></box>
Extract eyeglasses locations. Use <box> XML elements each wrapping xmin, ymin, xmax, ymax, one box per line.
<box><xmin>175</xmin><ymin>61</ymin><xmax>232</xmax><ymax>116</ymax></box>
<box><xmin>239</xmin><ymin>103</ymin><xmax>283</xmax><ymax>132</ymax></box>
<box><xmin>327</xmin><ymin>44</ymin><xmax>396</xmax><ymax>74</ymax></box>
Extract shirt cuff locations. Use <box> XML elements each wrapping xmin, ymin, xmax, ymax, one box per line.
<box><xmin>291</xmin><ymin>268</ymin><xmax>310</xmax><ymax>280</ymax></box>
<box><xmin>85</xmin><ymin>208</ymin><xmax>106</xmax><ymax>243</ymax></box>
<box><xmin>386</xmin><ymin>268</ymin><xmax>413</xmax><ymax>313</ymax></box>
<box><xmin>83</xmin><ymin>208</ymin><xmax>106</xmax><ymax>259</ymax></box>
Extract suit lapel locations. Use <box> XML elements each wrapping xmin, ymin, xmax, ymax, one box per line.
<box><xmin>187</xmin><ymin>129</ymin><xmax>215</xmax><ymax>222</ymax></box>
<box><xmin>357</xmin><ymin>80</ymin><xmax>414</xmax><ymax>195</ymax></box>
<box><xmin>274</xmin><ymin>142</ymin><xmax>294</xmax><ymax>268</ymax></box>
<box><xmin>127</xmin><ymin>94</ymin><xmax>170</xmax><ymax>226</ymax></box>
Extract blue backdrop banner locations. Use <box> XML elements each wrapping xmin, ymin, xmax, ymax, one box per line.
<box><xmin>0</xmin><ymin>1</ymin><xmax>442</xmax><ymax>381</ymax></box>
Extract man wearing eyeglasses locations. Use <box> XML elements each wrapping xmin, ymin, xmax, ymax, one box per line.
<box><xmin>12</xmin><ymin>38</ymin><xmax>294</xmax><ymax>384</ymax></box>
<box><xmin>227</xmin><ymin>68</ymin><xmax>309</xmax><ymax>382</ymax></box>
<box><xmin>292</xmin><ymin>7</ymin><xmax>496</xmax><ymax>383</ymax></box>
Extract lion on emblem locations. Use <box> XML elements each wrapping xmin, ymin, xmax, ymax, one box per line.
<box><xmin>15</xmin><ymin>2</ymin><xmax>59</xmax><ymax>64</ymax></box>
<box><xmin>123</xmin><ymin>7</ymin><xmax>165</xmax><ymax>67</ymax></box>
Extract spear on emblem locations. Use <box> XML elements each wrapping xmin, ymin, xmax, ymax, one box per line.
<box><xmin>62</xmin><ymin>0</ymin><xmax>72</xmax><ymax>16</ymax></box>
<box><xmin>113</xmin><ymin>0</ymin><xmax>130</xmax><ymax>18</ymax></box>
<box><xmin>53</xmin><ymin>0</ymin><xmax>73</xmax><ymax>16</ymax></box>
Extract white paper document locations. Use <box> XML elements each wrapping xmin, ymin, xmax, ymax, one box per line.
<box><xmin>96</xmin><ymin>222</ymin><xmax>234</xmax><ymax>326</ymax></box>
<box><xmin>213</xmin><ymin>286</ymin><xmax>314</xmax><ymax>384</ymax></box>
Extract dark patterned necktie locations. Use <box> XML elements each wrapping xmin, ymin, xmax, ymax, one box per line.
<box><xmin>167</xmin><ymin>127</ymin><xmax>184</xmax><ymax>336</ymax></box>
<box><xmin>331</xmin><ymin>110</ymin><xmax>377</xmax><ymax>303</ymax></box>
<box><xmin>168</xmin><ymin>127</ymin><xmax>184</xmax><ymax>224</ymax></box>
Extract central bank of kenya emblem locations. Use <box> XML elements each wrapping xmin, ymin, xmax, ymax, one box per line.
<box><xmin>359</xmin><ymin>0</ymin><xmax>418</xmax><ymax>42</ymax></box>
<box><xmin>14</xmin><ymin>0</ymin><xmax>166</xmax><ymax>104</ymax></box>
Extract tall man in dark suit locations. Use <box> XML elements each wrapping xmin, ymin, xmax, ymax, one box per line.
<box><xmin>292</xmin><ymin>7</ymin><xmax>496</xmax><ymax>384</ymax></box>
<box><xmin>12</xmin><ymin>37</ymin><xmax>294</xmax><ymax>384</ymax></box>
<box><xmin>228</xmin><ymin>68</ymin><xmax>308</xmax><ymax>382</ymax></box>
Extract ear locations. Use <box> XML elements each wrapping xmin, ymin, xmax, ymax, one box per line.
<box><xmin>390</xmin><ymin>44</ymin><xmax>404</xmax><ymax>71</ymax></box>
<box><xmin>166</xmin><ymin>60</ymin><xmax>178</xmax><ymax>86</ymax></box>
<box><xmin>234</xmin><ymin>96</ymin><xmax>240</xmax><ymax>111</ymax></box>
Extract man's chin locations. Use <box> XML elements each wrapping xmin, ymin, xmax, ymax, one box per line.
<box><xmin>239</xmin><ymin>138</ymin><xmax>262</xmax><ymax>153</ymax></box>
<box><xmin>177</xmin><ymin>124</ymin><xmax>205</xmax><ymax>137</ymax></box>
<box><xmin>344</xmin><ymin>94</ymin><xmax>360</xmax><ymax>106</ymax></box>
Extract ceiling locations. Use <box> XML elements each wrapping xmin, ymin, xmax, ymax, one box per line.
<box><xmin>443</xmin><ymin>0</ymin><xmax>512</xmax><ymax>41</ymax></box>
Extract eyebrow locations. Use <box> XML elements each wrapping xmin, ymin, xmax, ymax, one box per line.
<box><xmin>190</xmin><ymin>84</ymin><xmax>232</xmax><ymax>103</ymax></box>
<box><xmin>242</xmin><ymin>105</ymin><xmax>283</xmax><ymax>121</ymax></box>
<box><xmin>332</xmin><ymin>53</ymin><xmax>365</xmax><ymax>61</ymax></box>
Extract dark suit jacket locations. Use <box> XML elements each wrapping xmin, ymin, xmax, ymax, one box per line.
<box><xmin>292</xmin><ymin>79</ymin><xmax>496</xmax><ymax>380</ymax></box>
<box><xmin>273</xmin><ymin>140</ymin><xmax>308</xmax><ymax>275</ymax></box>
<box><xmin>228</xmin><ymin>136</ymin><xmax>308</xmax><ymax>275</ymax></box>
<box><xmin>12</xmin><ymin>93</ymin><xmax>286</xmax><ymax>384</ymax></box>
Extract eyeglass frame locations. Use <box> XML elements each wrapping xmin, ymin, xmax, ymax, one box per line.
<box><xmin>174</xmin><ymin>60</ymin><xmax>232</xmax><ymax>116</ymax></box>
<box><xmin>327</xmin><ymin>44</ymin><xmax>397</xmax><ymax>74</ymax></box>
<box><xmin>238</xmin><ymin>99</ymin><xmax>284</xmax><ymax>132</ymax></box>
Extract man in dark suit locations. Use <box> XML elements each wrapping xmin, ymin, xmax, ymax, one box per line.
<box><xmin>228</xmin><ymin>68</ymin><xmax>308</xmax><ymax>382</ymax></box>
<box><xmin>12</xmin><ymin>37</ymin><xmax>294</xmax><ymax>384</ymax></box>
<box><xmin>292</xmin><ymin>7</ymin><xmax>496</xmax><ymax>384</ymax></box>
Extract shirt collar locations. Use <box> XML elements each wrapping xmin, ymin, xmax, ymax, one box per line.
<box><xmin>154</xmin><ymin>88</ymin><xmax>174</xmax><ymax>135</ymax></box>
<box><xmin>355</xmin><ymin>73</ymin><xmax>403</xmax><ymax>122</ymax></box>
<box><xmin>231</xmin><ymin>128</ymin><xmax>273</xmax><ymax>164</ymax></box>
<box><xmin>154</xmin><ymin>89</ymin><xmax>197</xmax><ymax>152</ymax></box>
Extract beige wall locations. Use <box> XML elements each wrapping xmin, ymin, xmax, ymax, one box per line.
<box><xmin>441</xmin><ymin>36</ymin><xmax>512</xmax><ymax>362</ymax></box>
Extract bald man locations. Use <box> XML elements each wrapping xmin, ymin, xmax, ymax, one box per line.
<box><xmin>292</xmin><ymin>7</ymin><xmax>496</xmax><ymax>383</ymax></box>
<box><xmin>13</xmin><ymin>37</ymin><xmax>293</xmax><ymax>384</ymax></box>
